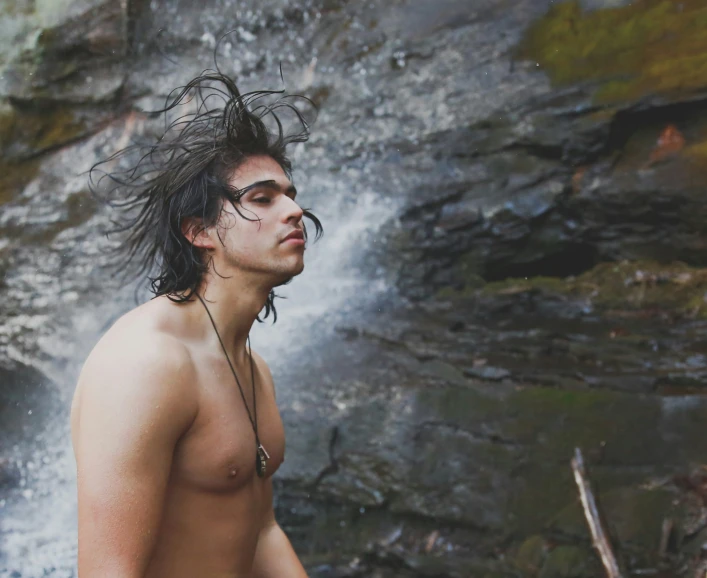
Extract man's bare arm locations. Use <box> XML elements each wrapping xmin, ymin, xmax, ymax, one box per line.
<box><xmin>72</xmin><ymin>331</ymin><xmax>198</xmax><ymax>578</ymax></box>
<box><xmin>251</xmin><ymin>480</ymin><xmax>308</xmax><ymax>578</ymax></box>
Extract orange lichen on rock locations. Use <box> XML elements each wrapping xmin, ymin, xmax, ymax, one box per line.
<box><xmin>571</xmin><ymin>166</ymin><xmax>587</xmax><ymax>193</ymax></box>
<box><xmin>648</xmin><ymin>124</ymin><xmax>685</xmax><ymax>165</ymax></box>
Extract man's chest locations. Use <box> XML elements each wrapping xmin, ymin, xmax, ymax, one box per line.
<box><xmin>171</xmin><ymin>367</ymin><xmax>286</xmax><ymax>492</ymax></box>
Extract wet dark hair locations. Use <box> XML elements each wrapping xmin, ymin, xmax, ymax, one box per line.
<box><xmin>90</xmin><ymin>69</ymin><xmax>323</xmax><ymax>322</ymax></box>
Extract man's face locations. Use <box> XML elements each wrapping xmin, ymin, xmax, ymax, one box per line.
<box><xmin>213</xmin><ymin>155</ymin><xmax>306</xmax><ymax>285</ymax></box>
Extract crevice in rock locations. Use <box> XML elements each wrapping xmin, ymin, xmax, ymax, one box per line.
<box><xmin>309</xmin><ymin>425</ymin><xmax>341</xmax><ymax>491</ymax></box>
<box><xmin>503</xmin><ymin>141</ymin><xmax>565</xmax><ymax>162</ymax></box>
<box><xmin>484</xmin><ymin>242</ymin><xmax>600</xmax><ymax>281</ymax></box>
<box><xmin>606</xmin><ymin>96</ymin><xmax>707</xmax><ymax>155</ymax></box>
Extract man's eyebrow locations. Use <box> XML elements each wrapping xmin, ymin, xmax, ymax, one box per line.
<box><xmin>241</xmin><ymin>180</ymin><xmax>297</xmax><ymax>197</ymax></box>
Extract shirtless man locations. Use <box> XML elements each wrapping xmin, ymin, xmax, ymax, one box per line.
<box><xmin>70</xmin><ymin>72</ymin><xmax>322</xmax><ymax>577</ymax></box>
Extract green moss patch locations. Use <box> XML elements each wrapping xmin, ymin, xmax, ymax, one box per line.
<box><xmin>479</xmin><ymin>260</ymin><xmax>707</xmax><ymax>318</ymax></box>
<box><xmin>517</xmin><ymin>0</ymin><xmax>707</xmax><ymax>103</ymax></box>
<box><xmin>514</xmin><ymin>534</ymin><xmax>548</xmax><ymax>575</ymax></box>
<box><xmin>538</xmin><ymin>545</ymin><xmax>599</xmax><ymax>578</ymax></box>
<box><xmin>5</xmin><ymin>103</ymin><xmax>88</xmax><ymax>158</ymax></box>
<box><xmin>0</xmin><ymin>159</ymin><xmax>41</xmax><ymax>205</ymax></box>
<box><xmin>0</xmin><ymin>99</ymin><xmax>90</xmax><ymax>204</ymax></box>
<box><xmin>684</xmin><ymin>134</ymin><xmax>707</xmax><ymax>165</ymax></box>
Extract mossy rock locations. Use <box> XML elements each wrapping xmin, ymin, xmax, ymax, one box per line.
<box><xmin>476</xmin><ymin>260</ymin><xmax>707</xmax><ymax>318</ymax></box>
<box><xmin>538</xmin><ymin>545</ymin><xmax>600</xmax><ymax>578</ymax></box>
<box><xmin>481</xmin><ymin>274</ymin><xmax>570</xmax><ymax>297</ymax></box>
<box><xmin>0</xmin><ymin>159</ymin><xmax>41</xmax><ymax>205</ymax></box>
<box><xmin>516</xmin><ymin>0</ymin><xmax>707</xmax><ymax>104</ymax></box>
<box><xmin>575</xmin><ymin>260</ymin><xmax>707</xmax><ymax>316</ymax></box>
<box><xmin>549</xmin><ymin>486</ymin><xmax>675</xmax><ymax>568</ymax></box>
<box><xmin>403</xmin><ymin>554</ymin><xmax>511</xmax><ymax>577</ymax></box>
<box><xmin>2</xmin><ymin>0</ymin><xmax>126</xmax><ymax>98</ymax></box>
<box><xmin>0</xmin><ymin>99</ymin><xmax>90</xmax><ymax>161</ymax></box>
<box><xmin>515</xmin><ymin>534</ymin><xmax>549</xmax><ymax>576</ymax></box>
<box><xmin>502</xmin><ymin>385</ymin><xmax>686</xmax><ymax>535</ymax></box>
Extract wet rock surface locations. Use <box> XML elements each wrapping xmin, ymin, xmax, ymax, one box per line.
<box><xmin>3</xmin><ymin>0</ymin><xmax>707</xmax><ymax>577</ymax></box>
<box><xmin>274</xmin><ymin>278</ymin><xmax>707</xmax><ymax>576</ymax></box>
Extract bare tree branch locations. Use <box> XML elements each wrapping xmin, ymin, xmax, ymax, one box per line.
<box><xmin>571</xmin><ymin>447</ymin><xmax>623</xmax><ymax>578</ymax></box>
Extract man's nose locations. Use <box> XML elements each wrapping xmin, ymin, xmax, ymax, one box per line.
<box><xmin>284</xmin><ymin>197</ymin><xmax>304</xmax><ymax>223</ymax></box>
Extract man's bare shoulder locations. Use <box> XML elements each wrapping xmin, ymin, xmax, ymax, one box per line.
<box><xmin>83</xmin><ymin>305</ymin><xmax>192</xmax><ymax>376</ymax></box>
<box><xmin>73</xmin><ymin>303</ymin><xmax>199</xmax><ymax>435</ymax></box>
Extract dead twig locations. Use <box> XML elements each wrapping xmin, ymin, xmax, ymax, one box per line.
<box><xmin>659</xmin><ymin>518</ymin><xmax>673</xmax><ymax>559</ymax></box>
<box><xmin>571</xmin><ymin>447</ymin><xmax>623</xmax><ymax>578</ymax></box>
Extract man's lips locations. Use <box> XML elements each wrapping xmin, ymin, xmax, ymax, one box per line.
<box><xmin>281</xmin><ymin>230</ymin><xmax>305</xmax><ymax>243</ymax></box>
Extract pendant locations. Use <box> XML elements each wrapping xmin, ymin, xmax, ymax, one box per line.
<box><xmin>256</xmin><ymin>443</ymin><xmax>270</xmax><ymax>478</ymax></box>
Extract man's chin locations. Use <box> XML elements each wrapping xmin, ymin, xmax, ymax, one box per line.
<box><xmin>272</xmin><ymin>262</ymin><xmax>304</xmax><ymax>287</ymax></box>
<box><xmin>290</xmin><ymin>257</ymin><xmax>305</xmax><ymax>276</ymax></box>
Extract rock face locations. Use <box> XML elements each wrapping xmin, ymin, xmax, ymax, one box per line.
<box><xmin>3</xmin><ymin>0</ymin><xmax>707</xmax><ymax>577</ymax></box>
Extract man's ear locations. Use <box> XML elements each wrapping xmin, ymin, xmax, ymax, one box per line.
<box><xmin>181</xmin><ymin>217</ymin><xmax>215</xmax><ymax>250</ymax></box>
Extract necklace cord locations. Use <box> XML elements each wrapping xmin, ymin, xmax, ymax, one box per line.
<box><xmin>196</xmin><ymin>294</ymin><xmax>259</xmax><ymax>444</ymax></box>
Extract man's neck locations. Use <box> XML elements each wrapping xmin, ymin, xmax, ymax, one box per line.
<box><xmin>194</xmin><ymin>272</ymin><xmax>272</xmax><ymax>364</ymax></box>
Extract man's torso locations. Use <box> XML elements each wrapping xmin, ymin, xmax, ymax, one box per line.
<box><xmin>71</xmin><ymin>297</ymin><xmax>286</xmax><ymax>577</ymax></box>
